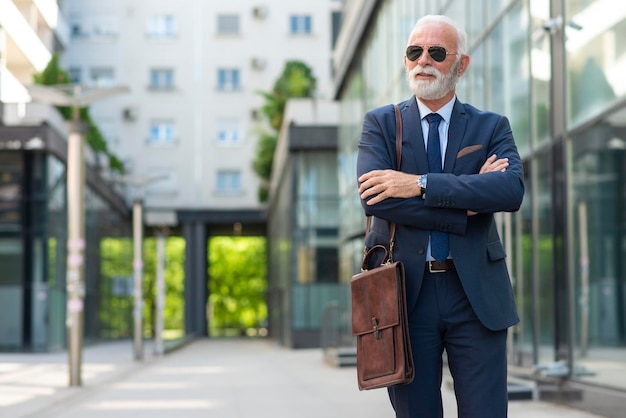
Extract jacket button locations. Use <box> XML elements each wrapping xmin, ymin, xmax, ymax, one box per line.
<box><xmin>417</xmin><ymin>248</ymin><xmax>425</xmax><ymax>255</ymax></box>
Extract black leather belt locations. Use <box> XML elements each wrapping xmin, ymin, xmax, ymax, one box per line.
<box><xmin>426</xmin><ymin>259</ymin><xmax>455</xmax><ymax>273</ymax></box>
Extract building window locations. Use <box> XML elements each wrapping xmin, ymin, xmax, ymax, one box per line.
<box><xmin>290</xmin><ymin>15</ymin><xmax>312</xmax><ymax>35</ymax></box>
<box><xmin>147</xmin><ymin>15</ymin><xmax>176</xmax><ymax>38</ymax></box>
<box><xmin>90</xmin><ymin>67</ymin><xmax>115</xmax><ymax>87</ymax></box>
<box><xmin>217</xmin><ymin>14</ymin><xmax>240</xmax><ymax>34</ymax></box>
<box><xmin>216</xmin><ymin>170</ymin><xmax>241</xmax><ymax>193</ymax></box>
<box><xmin>150</xmin><ymin>69</ymin><xmax>174</xmax><ymax>90</ymax></box>
<box><xmin>148</xmin><ymin>121</ymin><xmax>176</xmax><ymax>145</ymax></box>
<box><xmin>92</xmin><ymin>16</ymin><xmax>119</xmax><ymax>38</ymax></box>
<box><xmin>68</xmin><ymin>67</ymin><xmax>82</xmax><ymax>84</ymax></box>
<box><xmin>70</xmin><ymin>15</ymin><xmax>87</xmax><ymax>38</ymax></box>
<box><xmin>217</xmin><ymin>68</ymin><xmax>240</xmax><ymax>91</ymax></box>
<box><xmin>216</xmin><ymin>119</ymin><xmax>242</xmax><ymax>146</ymax></box>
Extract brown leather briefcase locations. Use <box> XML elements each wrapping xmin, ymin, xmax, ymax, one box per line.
<box><xmin>351</xmin><ymin>244</ymin><xmax>414</xmax><ymax>390</ymax></box>
<box><xmin>351</xmin><ymin>104</ymin><xmax>413</xmax><ymax>390</ymax></box>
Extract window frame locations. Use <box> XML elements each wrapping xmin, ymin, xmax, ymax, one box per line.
<box><xmin>217</xmin><ymin>68</ymin><xmax>241</xmax><ymax>91</ymax></box>
<box><xmin>148</xmin><ymin>120</ymin><xmax>177</xmax><ymax>146</ymax></box>
<box><xmin>289</xmin><ymin>15</ymin><xmax>312</xmax><ymax>35</ymax></box>
<box><xmin>149</xmin><ymin>68</ymin><xmax>175</xmax><ymax>90</ymax></box>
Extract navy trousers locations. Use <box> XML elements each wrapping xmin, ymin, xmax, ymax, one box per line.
<box><xmin>388</xmin><ymin>268</ymin><xmax>508</xmax><ymax>418</ymax></box>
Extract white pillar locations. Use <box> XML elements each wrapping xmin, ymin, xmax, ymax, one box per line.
<box><xmin>133</xmin><ymin>199</ymin><xmax>144</xmax><ymax>361</ymax></box>
<box><xmin>66</xmin><ymin>120</ymin><xmax>87</xmax><ymax>386</ymax></box>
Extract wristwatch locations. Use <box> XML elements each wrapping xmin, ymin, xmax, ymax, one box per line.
<box><xmin>417</xmin><ymin>174</ymin><xmax>427</xmax><ymax>199</ymax></box>
<box><xmin>418</xmin><ymin>175</ymin><xmax>427</xmax><ymax>199</ymax></box>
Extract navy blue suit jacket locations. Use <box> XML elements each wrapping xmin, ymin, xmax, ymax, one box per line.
<box><xmin>356</xmin><ymin>97</ymin><xmax>524</xmax><ymax>331</ymax></box>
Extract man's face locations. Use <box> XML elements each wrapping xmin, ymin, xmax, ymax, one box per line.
<box><xmin>404</xmin><ymin>22</ymin><xmax>467</xmax><ymax>101</ymax></box>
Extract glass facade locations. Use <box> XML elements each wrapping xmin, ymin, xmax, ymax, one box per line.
<box><xmin>336</xmin><ymin>0</ymin><xmax>626</xmax><ymax>398</ymax></box>
<box><xmin>268</xmin><ymin>147</ymin><xmax>342</xmax><ymax>348</ymax></box>
<box><xmin>0</xmin><ymin>150</ymin><xmax>131</xmax><ymax>351</ymax></box>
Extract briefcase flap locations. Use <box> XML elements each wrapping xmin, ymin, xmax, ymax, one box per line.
<box><xmin>351</xmin><ymin>262</ymin><xmax>404</xmax><ymax>336</ymax></box>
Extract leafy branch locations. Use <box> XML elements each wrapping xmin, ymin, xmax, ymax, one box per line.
<box><xmin>253</xmin><ymin>60</ymin><xmax>316</xmax><ymax>202</ymax></box>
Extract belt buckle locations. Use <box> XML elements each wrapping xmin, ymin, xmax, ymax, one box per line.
<box><xmin>428</xmin><ymin>261</ymin><xmax>446</xmax><ymax>273</ymax></box>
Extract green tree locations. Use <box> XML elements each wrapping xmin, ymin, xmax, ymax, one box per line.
<box><xmin>253</xmin><ymin>60</ymin><xmax>317</xmax><ymax>201</ymax></box>
<box><xmin>208</xmin><ymin>237</ymin><xmax>267</xmax><ymax>336</ymax></box>
<box><xmin>33</xmin><ymin>54</ymin><xmax>125</xmax><ymax>173</ymax></box>
<box><xmin>252</xmin><ymin>132</ymin><xmax>278</xmax><ymax>202</ymax></box>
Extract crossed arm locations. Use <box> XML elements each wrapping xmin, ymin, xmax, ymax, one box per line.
<box><xmin>358</xmin><ymin>154</ymin><xmax>509</xmax><ymax>215</ymax></box>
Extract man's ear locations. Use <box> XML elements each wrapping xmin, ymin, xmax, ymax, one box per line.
<box><xmin>458</xmin><ymin>55</ymin><xmax>470</xmax><ymax>77</ymax></box>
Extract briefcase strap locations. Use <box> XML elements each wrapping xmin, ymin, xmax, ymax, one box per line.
<box><xmin>364</xmin><ymin>104</ymin><xmax>402</xmax><ymax>263</ymax></box>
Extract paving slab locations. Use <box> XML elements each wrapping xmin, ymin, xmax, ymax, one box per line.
<box><xmin>0</xmin><ymin>338</ymin><xmax>608</xmax><ymax>417</ymax></box>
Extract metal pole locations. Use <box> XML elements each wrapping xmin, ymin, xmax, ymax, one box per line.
<box><xmin>66</xmin><ymin>114</ymin><xmax>87</xmax><ymax>387</ymax></box>
<box><xmin>133</xmin><ymin>199</ymin><xmax>144</xmax><ymax>361</ymax></box>
<box><xmin>155</xmin><ymin>229</ymin><xmax>166</xmax><ymax>355</ymax></box>
<box><xmin>26</xmin><ymin>83</ymin><xmax>129</xmax><ymax>386</ymax></box>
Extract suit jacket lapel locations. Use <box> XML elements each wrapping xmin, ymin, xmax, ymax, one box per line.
<box><xmin>400</xmin><ymin>98</ymin><xmax>428</xmax><ymax>173</ymax></box>
<box><xmin>444</xmin><ymin>99</ymin><xmax>467</xmax><ymax>172</ymax></box>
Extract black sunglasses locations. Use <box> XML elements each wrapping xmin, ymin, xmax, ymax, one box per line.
<box><xmin>406</xmin><ymin>45</ymin><xmax>456</xmax><ymax>62</ymax></box>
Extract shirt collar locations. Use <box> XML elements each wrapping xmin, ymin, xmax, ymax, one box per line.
<box><xmin>416</xmin><ymin>96</ymin><xmax>456</xmax><ymax>124</ymax></box>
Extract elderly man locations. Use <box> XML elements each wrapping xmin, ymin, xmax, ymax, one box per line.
<box><xmin>356</xmin><ymin>15</ymin><xmax>524</xmax><ymax>418</ymax></box>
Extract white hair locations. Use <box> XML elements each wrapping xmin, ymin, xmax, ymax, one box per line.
<box><xmin>408</xmin><ymin>15</ymin><xmax>467</xmax><ymax>56</ymax></box>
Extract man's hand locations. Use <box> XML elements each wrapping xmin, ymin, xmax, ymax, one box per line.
<box><xmin>480</xmin><ymin>154</ymin><xmax>508</xmax><ymax>173</ymax></box>
<box><xmin>358</xmin><ymin>170</ymin><xmax>420</xmax><ymax>205</ymax></box>
<box><xmin>468</xmin><ymin>154</ymin><xmax>509</xmax><ymax>216</ymax></box>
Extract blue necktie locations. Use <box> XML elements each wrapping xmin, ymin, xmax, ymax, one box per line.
<box><xmin>425</xmin><ymin>113</ymin><xmax>448</xmax><ymax>262</ymax></box>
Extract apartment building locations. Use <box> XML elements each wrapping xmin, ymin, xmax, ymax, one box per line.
<box><xmin>61</xmin><ymin>0</ymin><xmax>342</xmax><ymax>336</ymax></box>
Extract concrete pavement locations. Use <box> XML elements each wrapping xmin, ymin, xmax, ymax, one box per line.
<box><xmin>0</xmin><ymin>338</ymin><xmax>607</xmax><ymax>417</ymax></box>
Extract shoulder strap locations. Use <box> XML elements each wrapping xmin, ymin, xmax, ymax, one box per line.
<box><xmin>364</xmin><ymin>104</ymin><xmax>402</xmax><ymax>260</ymax></box>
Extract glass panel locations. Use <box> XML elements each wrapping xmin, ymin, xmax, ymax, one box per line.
<box><xmin>149</xmin><ymin>121</ymin><xmax>176</xmax><ymax>145</ymax></box>
<box><xmin>0</xmin><ymin>152</ymin><xmax>22</xmax><ymax>230</ymax></box>
<box><xmin>147</xmin><ymin>15</ymin><xmax>176</xmax><ymax>38</ymax></box>
<box><xmin>47</xmin><ymin>156</ymin><xmax>66</xmax><ymax>350</ymax></box>
<box><xmin>513</xmin><ymin>168</ymin><xmax>534</xmax><ymax>366</ymax></box>
<box><xmin>566</xmin><ymin>0</ymin><xmax>626</xmax><ymax>127</ymax></box>
<box><xmin>216</xmin><ymin>170</ymin><xmax>241</xmax><ymax>192</ymax></box>
<box><xmin>290</xmin><ymin>15</ymin><xmax>312</xmax><ymax>35</ymax></box>
<box><xmin>529</xmin><ymin>0</ymin><xmax>551</xmax><ymax>147</ymax></box>
<box><xmin>215</xmin><ymin>119</ymin><xmax>241</xmax><ymax>146</ymax></box>
<box><xmin>536</xmin><ymin>151</ymin><xmax>555</xmax><ymax>364</ymax></box>
<box><xmin>217</xmin><ymin>69</ymin><xmax>240</xmax><ymax>91</ymax></box>
<box><xmin>571</xmin><ymin>116</ymin><xmax>626</xmax><ymax>390</ymax></box>
<box><xmin>150</xmin><ymin>69</ymin><xmax>174</xmax><ymax>89</ymax></box>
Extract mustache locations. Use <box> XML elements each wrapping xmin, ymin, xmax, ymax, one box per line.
<box><xmin>408</xmin><ymin>65</ymin><xmax>441</xmax><ymax>78</ymax></box>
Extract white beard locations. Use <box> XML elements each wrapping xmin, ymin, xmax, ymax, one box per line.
<box><xmin>406</xmin><ymin>60</ymin><xmax>460</xmax><ymax>100</ymax></box>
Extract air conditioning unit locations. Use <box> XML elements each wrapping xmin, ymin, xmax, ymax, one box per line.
<box><xmin>122</xmin><ymin>107</ymin><xmax>138</xmax><ymax>121</ymax></box>
<box><xmin>252</xmin><ymin>6</ymin><xmax>268</xmax><ymax>19</ymax></box>
<box><xmin>250</xmin><ymin>57</ymin><xmax>266</xmax><ymax>71</ymax></box>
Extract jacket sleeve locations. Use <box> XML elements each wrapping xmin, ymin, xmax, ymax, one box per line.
<box><xmin>424</xmin><ymin>115</ymin><xmax>524</xmax><ymax>214</ymax></box>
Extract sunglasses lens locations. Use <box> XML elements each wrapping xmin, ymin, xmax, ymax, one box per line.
<box><xmin>406</xmin><ymin>46</ymin><xmax>423</xmax><ymax>61</ymax></box>
<box><xmin>428</xmin><ymin>47</ymin><xmax>447</xmax><ymax>62</ymax></box>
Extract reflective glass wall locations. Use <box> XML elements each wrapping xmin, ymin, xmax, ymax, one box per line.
<box><xmin>268</xmin><ymin>146</ymin><xmax>341</xmax><ymax>348</ymax></box>
<box><xmin>0</xmin><ymin>150</ymin><xmax>131</xmax><ymax>351</ymax></box>
<box><xmin>565</xmin><ymin>0</ymin><xmax>626</xmax><ymax>389</ymax></box>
